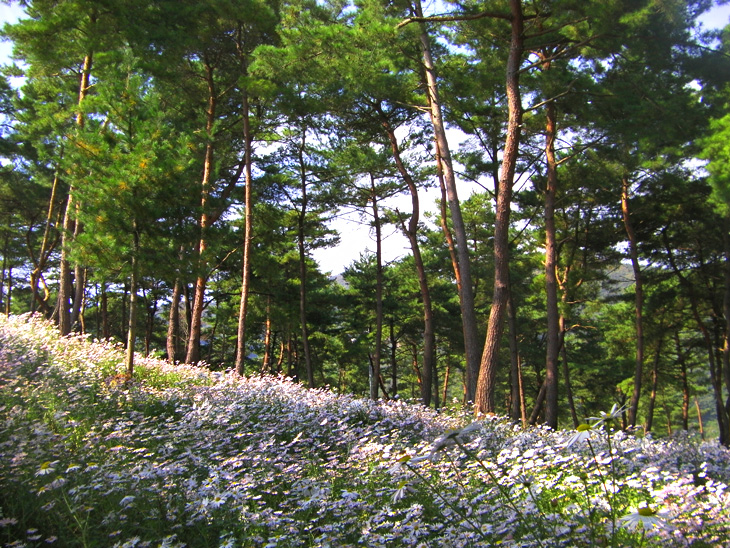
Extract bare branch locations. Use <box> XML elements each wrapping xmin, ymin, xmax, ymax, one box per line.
<box><xmin>524</xmin><ymin>17</ymin><xmax>589</xmax><ymax>40</ymax></box>
<box><xmin>397</xmin><ymin>11</ymin><xmax>511</xmax><ymax>29</ymax></box>
<box><xmin>524</xmin><ymin>87</ymin><xmax>575</xmax><ymax>112</ymax></box>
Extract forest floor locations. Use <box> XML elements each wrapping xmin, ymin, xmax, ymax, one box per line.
<box><xmin>1</xmin><ymin>313</ymin><xmax>729</xmax><ymax>548</ymax></box>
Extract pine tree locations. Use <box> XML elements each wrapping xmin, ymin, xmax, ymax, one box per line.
<box><xmin>70</xmin><ymin>52</ymin><xmax>194</xmax><ymax>377</ymax></box>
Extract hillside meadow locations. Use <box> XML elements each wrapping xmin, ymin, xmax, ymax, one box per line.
<box><xmin>1</xmin><ymin>314</ymin><xmax>729</xmax><ymax>548</ymax></box>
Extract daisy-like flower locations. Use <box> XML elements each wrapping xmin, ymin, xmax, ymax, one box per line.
<box><xmin>563</xmin><ymin>423</ymin><xmax>594</xmax><ymax>449</ymax></box>
<box><xmin>119</xmin><ymin>496</ymin><xmax>135</xmax><ymax>508</ymax></box>
<box><xmin>428</xmin><ymin>434</ymin><xmax>459</xmax><ymax>457</ymax></box>
<box><xmin>619</xmin><ymin>504</ymin><xmax>668</xmax><ymax>531</ymax></box>
<box><xmin>158</xmin><ymin>535</ymin><xmax>179</xmax><ymax>548</ymax></box>
<box><xmin>388</xmin><ymin>453</ymin><xmax>428</xmax><ymax>473</ymax></box>
<box><xmin>204</xmin><ymin>492</ymin><xmax>227</xmax><ymax>509</ymax></box>
<box><xmin>392</xmin><ymin>480</ymin><xmax>414</xmax><ymax>503</ymax></box>
<box><xmin>588</xmin><ymin>403</ymin><xmax>627</xmax><ymax>429</ymax></box>
<box><xmin>48</xmin><ymin>476</ymin><xmax>66</xmax><ymax>489</ymax></box>
<box><xmin>118</xmin><ymin>535</ymin><xmax>141</xmax><ymax>548</ymax></box>
<box><xmin>515</xmin><ymin>474</ymin><xmax>534</xmax><ymax>487</ymax></box>
<box><xmin>218</xmin><ymin>534</ymin><xmax>236</xmax><ymax>548</ymax></box>
<box><xmin>428</xmin><ymin>422</ymin><xmax>482</xmax><ymax>458</ymax></box>
<box><xmin>36</xmin><ymin>461</ymin><xmax>57</xmax><ymax>476</ymax></box>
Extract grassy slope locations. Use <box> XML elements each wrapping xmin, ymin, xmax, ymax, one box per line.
<box><xmin>1</xmin><ymin>314</ymin><xmax>729</xmax><ymax>548</ymax></box>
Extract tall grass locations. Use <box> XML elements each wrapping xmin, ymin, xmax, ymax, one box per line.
<box><xmin>1</xmin><ymin>313</ymin><xmax>729</xmax><ymax>547</ymax></box>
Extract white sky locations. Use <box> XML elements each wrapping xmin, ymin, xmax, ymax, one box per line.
<box><xmin>1</xmin><ymin>1</ymin><xmax>729</xmax><ymax>275</ymax></box>
<box><xmin>699</xmin><ymin>3</ymin><xmax>730</xmax><ymax>28</ymax></box>
<box><xmin>0</xmin><ymin>3</ymin><xmax>24</xmax><ymax>60</ymax></box>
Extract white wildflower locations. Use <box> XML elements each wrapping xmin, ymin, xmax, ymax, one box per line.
<box><xmin>563</xmin><ymin>424</ymin><xmax>594</xmax><ymax>449</ymax></box>
<box><xmin>36</xmin><ymin>461</ymin><xmax>57</xmax><ymax>476</ymax></box>
<box><xmin>619</xmin><ymin>504</ymin><xmax>669</xmax><ymax>531</ymax></box>
<box><xmin>587</xmin><ymin>403</ymin><xmax>627</xmax><ymax>428</ymax></box>
<box><xmin>119</xmin><ymin>496</ymin><xmax>135</xmax><ymax>508</ymax></box>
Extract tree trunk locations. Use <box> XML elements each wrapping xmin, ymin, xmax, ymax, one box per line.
<box><xmin>100</xmin><ymin>282</ymin><xmax>110</xmax><ymax>339</ymax></box>
<box><xmin>383</xmin><ymin>121</ymin><xmax>436</xmax><ymax>407</ymax></box>
<box><xmin>517</xmin><ymin>352</ymin><xmax>527</xmax><ymax>427</ymax></box>
<box><xmin>59</xmin><ymin>50</ymin><xmax>93</xmax><ymax>335</ymax></box>
<box><xmin>681</xmin><ymin>357</ymin><xmax>690</xmax><ymax>431</ymax></box>
<box><xmin>410</xmin><ymin>343</ymin><xmax>422</xmax><ymax>392</ymax></box>
<box><xmin>58</xmin><ymin>201</ymin><xmax>73</xmax><ymax>330</ymax></box>
<box><xmin>262</xmin><ymin>294</ymin><xmax>273</xmax><ymax>373</ymax></box>
<box><xmin>275</xmin><ymin>338</ymin><xmax>284</xmax><ymax>374</ymax></box>
<box><xmin>506</xmin><ymin>283</ymin><xmax>527</xmax><ymax>426</ymax></box>
<box><xmin>298</xmin><ymin>213</ymin><xmax>314</xmax><ymax>387</ymax></box>
<box><xmin>207</xmin><ymin>297</ymin><xmax>220</xmax><ymax>363</ymax></box>
<box><xmin>695</xmin><ymin>395</ymin><xmax>705</xmax><ymax>440</ymax></box>
<box><xmin>623</xmin><ymin>176</ymin><xmax>645</xmax><ymax>428</ymax></box>
<box><xmin>646</xmin><ymin>350</ymin><xmax>658</xmax><ymax>434</ymax></box>
<box><xmin>167</xmin><ymin>278</ymin><xmax>181</xmax><ymax>363</ymax></box>
<box><xmin>144</xmin><ymin>290</ymin><xmax>157</xmax><ymax>357</ymax></box>
<box><xmin>125</xmin><ymin>226</ymin><xmax>140</xmax><ymax>379</ymax></box>
<box><xmin>390</xmin><ymin>316</ymin><xmax>398</xmax><ymax>396</ymax></box>
<box><xmin>31</xmin><ymin>169</ymin><xmax>61</xmax><ymax>315</ymax></box>
<box><xmin>442</xmin><ymin>361</ymin><xmax>451</xmax><ymax>405</ymax></box>
<box><xmin>559</xmin><ymin>314</ymin><xmax>579</xmax><ymax>428</ymax></box>
<box><xmin>377</xmin><ymin>368</ymin><xmax>390</xmax><ymax>400</ymax></box>
<box><xmin>286</xmin><ymin>332</ymin><xmax>295</xmax><ymax>378</ymax></box>
<box><xmin>722</xmin><ymin>218</ymin><xmax>730</xmax><ymax>419</ymax></box>
<box><xmin>414</xmin><ymin>0</ymin><xmax>480</xmax><ymax>401</ymax></box>
<box><xmin>665</xmin><ymin>229</ymin><xmax>729</xmax><ymax>445</ymax></box>
<box><xmin>436</xmin><ymin>151</ymin><xmax>470</xmax><ymax>404</ymax></box>
<box><xmin>295</xmin><ymin>135</ymin><xmax>314</xmax><ymax>388</ymax></box>
<box><xmin>662</xmin><ymin>387</ymin><xmax>673</xmax><ymax>436</ymax></box>
<box><xmin>235</xmin><ymin>88</ymin><xmax>254</xmax><ymax>375</ymax></box>
<box><xmin>506</xmin><ymin>280</ymin><xmax>523</xmax><ymax>423</ymax></box>
<box><xmin>557</xmin><ymin>261</ymin><xmax>579</xmax><ymax>427</ymax></box>
<box><xmin>433</xmin><ymin>350</ymin><xmax>440</xmax><ymax>408</ymax></box>
<box><xmin>186</xmin><ymin>61</ymin><xmax>217</xmax><ymax>364</ymax></box>
<box><xmin>3</xmin><ymin>266</ymin><xmax>11</xmax><ymax>316</ymax></box>
<box><xmin>185</xmin><ymin>216</ymin><xmax>211</xmax><ymax>363</ymax></box>
<box><xmin>0</xmin><ymin>230</ymin><xmax>7</xmax><ymax>314</ymax></box>
<box><xmin>475</xmin><ymin>0</ymin><xmax>524</xmax><ymax>416</ymax></box>
<box><xmin>437</xmin><ymin>150</ymin><xmax>461</xmax><ymax>291</ymax></box>
<box><xmin>71</xmin><ymin>265</ymin><xmax>85</xmax><ymax>330</ymax></box>
<box><xmin>78</xmin><ymin>280</ymin><xmax>87</xmax><ymax>333</ymax></box>
<box><xmin>543</xmin><ymin>100</ymin><xmax>560</xmax><ymax>429</ymax></box>
<box><xmin>529</xmin><ymin>380</ymin><xmax>547</xmax><ymax>425</ymax></box>
<box><xmin>646</xmin><ymin>333</ymin><xmax>666</xmax><ymax>433</ymax></box>
<box><xmin>368</xmin><ymin>181</ymin><xmax>385</xmax><ymax>400</ymax></box>
<box><xmin>184</xmin><ymin>283</ymin><xmax>192</xmax><ymax>340</ymax></box>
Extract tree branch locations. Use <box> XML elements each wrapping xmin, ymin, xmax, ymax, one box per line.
<box><xmin>397</xmin><ymin>11</ymin><xmax>511</xmax><ymax>29</ymax></box>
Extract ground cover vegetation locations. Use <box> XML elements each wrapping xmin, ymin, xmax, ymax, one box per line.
<box><xmin>1</xmin><ymin>0</ymin><xmax>730</xmax><ymax>446</ymax></box>
<box><xmin>1</xmin><ymin>314</ymin><xmax>730</xmax><ymax>547</ymax></box>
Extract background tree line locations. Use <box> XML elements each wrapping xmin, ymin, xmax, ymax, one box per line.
<box><xmin>2</xmin><ymin>0</ymin><xmax>730</xmax><ymax>444</ymax></box>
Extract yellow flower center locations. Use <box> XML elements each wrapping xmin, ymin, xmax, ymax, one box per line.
<box><xmin>638</xmin><ymin>506</ymin><xmax>657</xmax><ymax>516</ymax></box>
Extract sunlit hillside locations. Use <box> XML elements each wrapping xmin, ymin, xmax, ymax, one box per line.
<box><xmin>1</xmin><ymin>314</ymin><xmax>729</xmax><ymax>547</ymax></box>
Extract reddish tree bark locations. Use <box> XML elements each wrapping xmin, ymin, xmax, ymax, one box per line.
<box><xmin>475</xmin><ymin>0</ymin><xmax>524</xmax><ymax>416</ymax></box>
<box><xmin>413</xmin><ymin>0</ymin><xmax>480</xmax><ymax>401</ymax></box>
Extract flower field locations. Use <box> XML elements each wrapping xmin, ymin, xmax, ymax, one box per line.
<box><xmin>1</xmin><ymin>314</ymin><xmax>729</xmax><ymax>548</ymax></box>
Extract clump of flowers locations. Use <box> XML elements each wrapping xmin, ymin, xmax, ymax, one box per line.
<box><xmin>388</xmin><ymin>404</ymin><xmax>730</xmax><ymax>547</ymax></box>
<box><xmin>1</xmin><ymin>313</ymin><xmax>729</xmax><ymax>547</ymax></box>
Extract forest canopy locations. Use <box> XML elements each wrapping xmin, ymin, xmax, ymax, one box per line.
<box><xmin>1</xmin><ymin>0</ymin><xmax>730</xmax><ymax>444</ymax></box>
